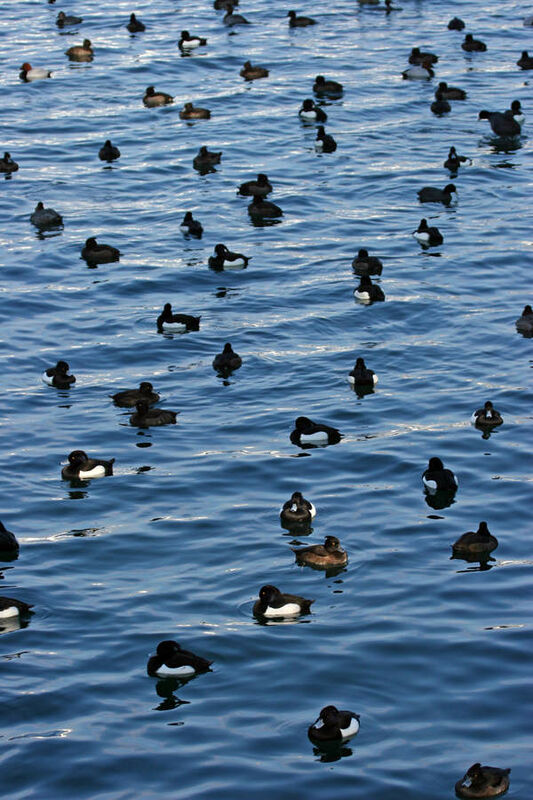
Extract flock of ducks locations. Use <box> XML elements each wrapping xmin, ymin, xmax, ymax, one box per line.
<box><xmin>3</xmin><ymin>0</ymin><xmax>529</xmax><ymax>793</ymax></box>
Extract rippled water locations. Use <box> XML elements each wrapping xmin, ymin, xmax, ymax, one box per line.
<box><xmin>1</xmin><ymin>0</ymin><xmax>532</xmax><ymax>797</ymax></box>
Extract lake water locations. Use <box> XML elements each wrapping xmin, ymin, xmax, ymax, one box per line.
<box><xmin>1</xmin><ymin>0</ymin><xmax>531</xmax><ymax>797</ymax></box>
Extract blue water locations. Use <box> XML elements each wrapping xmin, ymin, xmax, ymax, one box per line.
<box><xmin>1</xmin><ymin>0</ymin><xmax>532</xmax><ymax>797</ymax></box>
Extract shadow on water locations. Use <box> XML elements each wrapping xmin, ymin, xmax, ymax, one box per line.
<box><xmin>311</xmin><ymin>742</ymin><xmax>354</xmax><ymax>762</ymax></box>
<box><xmin>450</xmin><ymin>552</ymin><xmax>496</xmax><ymax>572</ymax></box>
<box><xmin>424</xmin><ymin>489</ymin><xmax>457</xmax><ymax>511</ymax></box>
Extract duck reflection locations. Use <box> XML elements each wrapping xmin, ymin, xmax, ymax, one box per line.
<box><xmin>153</xmin><ymin>678</ymin><xmax>191</xmax><ymax>712</ymax></box>
<box><xmin>312</xmin><ymin>743</ymin><xmax>353</xmax><ymax>762</ymax></box>
<box><xmin>424</xmin><ymin>489</ymin><xmax>456</xmax><ymax>510</ymax></box>
<box><xmin>450</xmin><ymin>551</ymin><xmax>495</xmax><ymax>572</ymax></box>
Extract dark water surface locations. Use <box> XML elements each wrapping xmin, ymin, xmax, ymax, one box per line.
<box><xmin>1</xmin><ymin>0</ymin><xmax>532</xmax><ymax>797</ymax></box>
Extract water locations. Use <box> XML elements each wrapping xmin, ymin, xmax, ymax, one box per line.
<box><xmin>1</xmin><ymin>0</ymin><xmax>532</xmax><ymax>797</ymax></box>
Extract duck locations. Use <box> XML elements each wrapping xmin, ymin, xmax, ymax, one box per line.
<box><xmin>313</xmin><ymin>75</ymin><xmax>343</xmax><ymax>96</ymax></box>
<box><xmin>417</xmin><ymin>183</ymin><xmax>457</xmax><ymax>204</ymax></box>
<box><xmin>455</xmin><ymin>763</ymin><xmax>510</xmax><ymax>799</ymax></box>
<box><xmin>288</xmin><ymin>10</ymin><xmax>316</xmax><ymax>26</ymax></box>
<box><xmin>290</xmin><ymin>416</ymin><xmax>342</xmax><ymax>446</ymax></box>
<box><xmin>65</xmin><ymin>39</ymin><xmax>93</xmax><ymax>60</ymax></box>
<box><xmin>509</xmin><ymin>99</ymin><xmax>525</xmax><ymax>127</ymax></box>
<box><xmin>98</xmin><ymin>140</ymin><xmax>120</xmax><ymax>161</ymax></box>
<box><xmin>447</xmin><ymin>17</ymin><xmax>465</xmax><ymax>31</ymax></box>
<box><xmin>516</xmin><ymin>304</ymin><xmax>533</xmax><ymax>332</ymax></box>
<box><xmin>223</xmin><ymin>5</ymin><xmax>249</xmax><ymax>24</ymax></box>
<box><xmin>253</xmin><ymin>585</ymin><xmax>314</xmax><ymax>618</ymax></box>
<box><xmin>280</xmin><ymin>491</ymin><xmax>316</xmax><ymax>526</ymax></box>
<box><xmin>130</xmin><ymin>400</ymin><xmax>178</xmax><ymax>427</ymax></box>
<box><xmin>208</xmin><ymin>243</ymin><xmax>249</xmax><ymax>269</ymax></box>
<box><xmin>61</xmin><ymin>450</ymin><xmax>114</xmax><ymax>480</ymax></box>
<box><xmin>315</xmin><ymin>126</ymin><xmax>337</xmax><ymax>152</ymax></box>
<box><xmin>240</xmin><ymin>61</ymin><xmax>268</xmax><ymax>80</ymax></box>
<box><xmin>214</xmin><ymin>0</ymin><xmax>238</xmax><ymax>8</ymax></box>
<box><xmin>299</xmin><ymin>99</ymin><xmax>327</xmax><ymax>123</ymax></box>
<box><xmin>147</xmin><ymin>640</ymin><xmax>212</xmax><ymax>678</ymax></box>
<box><xmin>402</xmin><ymin>60</ymin><xmax>434</xmax><ymax>80</ymax></box>
<box><xmin>351</xmin><ymin>248</ymin><xmax>382</xmax><ymax>275</ymax></box>
<box><xmin>180</xmin><ymin>102</ymin><xmax>211</xmax><ymax>120</ymax></box>
<box><xmin>422</xmin><ymin>457</ymin><xmax>458</xmax><ymax>493</ymax></box>
<box><xmin>354</xmin><ymin>274</ymin><xmax>385</xmax><ymax>302</ymax></box>
<box><xmin>444</xmin><ymin>146</ymin><xmax>471</xmax><ymax>172</ymax></box>
<box><xmin>238</xmin><ymin>173</ymin><xmax>272</xmax><ymax>196</ymax></box>
<box><xmin>156</xmin><ymin>303</ymin><xmax>200</xmax><ymax>333</ymax></box>
<box><xmin>110</xmin><ymin>382</ymin><xmax>159</xmax><ymax>408</ymax></box>
<box><xmin>0</xmin><ymin>596</ymin><xmax>33</xmax><ymax>619</ymax></box>
<box><xmin>431</xmin><ymin>92</ymin><xmax>451</xmax><ymax>115</ymax></box>
<box><xmin>308</xmin><ymin>706</ymin><xmax>360</xmax><ymax>743</ymax></box>
<box><xmin>462</xmin><ymin>33</ymin><xmax>487</xmax><ymax>52</ymax></box>
<box><xmin>81</xmin><ymin>237</ymin><xmax>120</xmax><ymax>264</ymax></box>
<box><xmin>30</xmin><ymin>201</ymin><xmax>63</xmax><ymax>228</ymax></box>
<box><xmin>517</xmin><ymin>50</ymin><xmax>533</xmax><ymax>69</ymax></box>
<box><xmin>212</xmin><ymin>343</ymin><xmax>242</xmax><ymax>373</ymax></box>
<box><xmin>19</xmin><ymin>63</ymin><xmax>52</xmax><ymax>81</ymax></box>
<box><xmin>436</xmin><ymin>81</ymin><xmax>466</xmax><ymax>100</ymax></box>
<box><xmin>471</xmin><ymin>401</ymin><xmax>503</xmax><ymax>428</ymax></box>
<box><xmin>126</xmin><ymin>13</ymin><xmax>145</xmax><ymax>32</ymax></box>
<box><xmin>0</xmin><ymin>522</ymin><xmax>19</xmax><ymax>555</ymax></box>
<box><xmin>409</xmin><ymin>47</ymin><xmax>438</xmax><ymax>65</ymax></box>
<box><xmin>0</xmin><ymin>152</ymin><xmax>19</xmax><ymax>173</ymax></box>
<box><xmin>193</xmin><ymin>146</ymin><xmax>221</xmax><ymax>169</ymax></box>
<box><xmin>143</xmin><ymin>86</ymin><xmax>174</xmax><ymax>107</ymax></box>
<box><xmin>293</xmin><ymin>535</ymin><xmax>348</xmax><ymax>567</ymax></box>
<box><xmin>478</xmin><ymin>109</ymin><xmax>520</xmax><ymax>136</ymax></box>
<box><xmin>178</xmin><ymin>30</ymin><xmax>207</xmax><ymax>51</ymax></box>
<box><xmin>348</xmin><ymin>357</ymin><xmax>378</xmax><ymax>387</ymax></box>
<box><xmin>42</xmin><ymin>360</ymin><xmax>76</xmax><ymax>389</ymax></box>
<box><xmin>180</xmin><ymin>211</ymin><xmax>203</xmax><ymax>237</ymax></box>
<box><xmin>452</xmin><ymin>522</ymin><xmax>498</xmax><ymax>556</ymax></box>
<box><xmin>413</xmin><ymin>218</ymin><xmax>443</xmax><ymax>246</ymax></box>
<box><xmin>248</xmin><ymin>195</ymin><xmax>282</xmax><ymax>218</ymax></box>
<box><xmin>56</xmin><ymin>11</ymin><xmax>83</xmax><ymax>26</ymax></box>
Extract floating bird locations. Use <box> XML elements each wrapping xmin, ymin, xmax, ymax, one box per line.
<box><xmin>143</xmin><ymin>86</ymin><xmax>173</xmax><ymax>107</ymax></box>
<box><xmin>455</xmin><ymin>763</ymin><xmax>510</xmax><ymax>799</ymax></box>
<box><xmin>65</xmin><ymin>39</ymin><xmax>93</xmax><ymax>61</ymax></box>
<box><xmin>193</xmin><ymin>146</ymin><xmax>221</xmax><ymax>170</ymax></box>
<box><xmin>180</xmin><ymin>102</ymin><xmax>211</xmax><ymax>120</ymax></box>
<box><xmin>156</xmin><ymin>303</ymin><xmax>200</xmax><ymax>333</ymax></box>
<box><xmin>30</xmin><ymin>202</ymin><xmax>63</xmax><ymax>228</ymax></box>
<box><xmin>471</xmin><ymin>401</ymin><xmax>503</xmax><ymax>428</ymax></box>
<box><xmin>110</xmin><ymin>382</ymin><xmax>160</xmax><ymax>408</ymax></box>
<box><xmin>223</xmin><ymin>5</ymin><xmax>249</xmax><ymax>24</ymax></box>
<box><xmin>354</xmin><ymin>274</ymin><xmax>385</xmax><ymax>302</ymax></box>
<box><xmin>0</xmin><ymin>596</ymin><xmax>33</xmax><ymax>619</ymax></box>
<box><xmin>417</xmin><ymin>183</ymin><xmax>456</xmax><ymax>204</ymax></box>
<box><xmin>208</xmin><ymin>243</ymin><xmax>249</xmax><ymax>269</ymax></box>
<box><xmin>351</xmin><ymin>248</ymin><xmax>382</xmax><ymax>275</ymax></box>
<box><xmin>81</xmin><ymin>237</ymin><xmax>120</xmax><ymax>264</ymax></box>
<box><xmin>515</xmin><ymin>304</ymin><xmax>533</xmax><ymax>333</ymax></box>
<box><xmin>422</xmin><ymin>457</ymin><xmax>457</xmax><ymax>493</ymax></box>
<box><xmin>0</xmin><ymin>522</ymin><xmax>19</xmax><ymax>555</ymax></box>
<box><xmin>238</xmin><ymin>174</ymin><xmax>272</xmax><ymax>196</ymax></box>
<box><xmin>315</xmin><ymin>126</ymin><xmax>337</xmax><ymax>152</ymax></box>
<box><xmin>0</xmin><ymin>152</ymin><xmax>18</xmax><ymax>173</ymax></box>
<box><xmin>308</xmin><ymin>706</ymin><xmax>360</xmax><ymax>743</ymax></box>
<box><xmin>212</xmin><ymin>343</ymin><xmax>242</xmax><ymax>373</ymax></box>
<box><xmin>447</xmin><ymin>17</ymin><xmax>465</xmax><ymax>31</ymax></box>
<box><xmin>293</xmin><ymin>536</ymin><xmax>348</xmax><ymax>568</ymax></box>
<box><xmin>444</xmin><ymin>146</ymin><xmax>470</xmax><ymax>172</ymax></box>
<box><xmin>436</xmin><ymin>81</ymin><xmax>466</xmax><ymax>100</ymax></box>
<box><xmin>253</xmin><ymin>585</ymin><xmax>314</xmax><ymax>618</ymax></box>
<box><xmin>180</xmin><ymin>211</ymin><xmax>203</xmax><ymax>237</ymax></box>
<box><xmin>409</xmin><ymin>47</ymin><xmax>438</xmax><ymax>64</ymax></box>
<box><xmin>240</xmin><ymin>61</ymin><xmax>269</xmax><ymax>79</ymax></box>
<box><xmin>313</xmin><ymin>75</ymin><xmax>343</xmax><ymax>96</ymax></box>
<box><xmin>290</xmin><ymin>416</ymin><xmax>341</xmax><ymax>446</ymax></box>
<box><xmin>147</xmin><ymin>640</ymin><xmax>212</xmax><ymax>678</ymax></box>
<box><xmin>413</xmin><ymin>218</ymin><xmax>443</xmax><ymax>246</ymax></box>
<box><xmin>98</xmin><ymin>140</ymin><xmax>120</xmax><ymax>161</ymax></box>
<box><xmin>517</xmin><ymin>50</ymin><xmax>533</xmax><ymax>69</ymax></box>
<box><xmin>178</xmin><ymin>30</ymin><xmax>207</xmax><ymax>51</ymax></box>
<box><xmin>431</xmin><ymin>92</ymin><xmax>451</xmax><ymax>115</ymax></box>
<box><xmin>130</xmin><ymin>400</ymin><xmax>178</xmax><ymax>427</ymax></box>
<box><xmin>61</xmin><ymin>450</ymin><xmax>114</xmax><ymax>480</ymax></box>
<box><xmin>462</xmin><ymin>33</ymin><xmax>487</xmax><ymax>52</ymax></box>
<box><xmin>42</xmin><ymin>360</ymin><xmax>76</xmax><ymax>389</ymax></box>
<box><xmin>248</xmin><ymin>195</ymin><xmax>282</xmax><ymax>218</ymax></box>
<box><xmin>348</xmin><ymin>357</ymin><xmax>378</xmax><ymax>387</ymax></box>
<box><xmin>280</xmin><ymin>491</ymin><xmax>316</xmax><ymax>526</ymax></box>
<box><xmin>56</xmin><ymin>11</ymin><xmax>83</xmax><ymax>26</ymax></box>
<box><xmin>19</xmin><ymin>63</ymin><xmax>52</xmax><ymax>81</ymax></box>
<box><xmin>126</xmin><ymin>13</ymin><xmax>145</xmax><ymax>32</ymax></box>
<box><xmin>288</xmin><ymin>10</ymin><xmax>316</xmax><ymax>26</ymax></box>
<box><xmin>452</xmin><ymin>522</ymin><xmax>498</xmax><ymax>556</ymax></box>
<box><xmin>299</xmin><ymin>99</ymin><xmax>327</xmax><ymax>122</ymax></box>
<box><xmin>478</xmin><ymin>110</ymin><xmax>520</xmax><ymax>136</ymax></box>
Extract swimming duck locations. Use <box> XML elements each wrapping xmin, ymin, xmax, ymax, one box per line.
<box><xmin>478</xmin><ymin>109</ymin><xmax>520</xmax><ymax>136</ymax></box>
<box><xmin>315</xmin><ymin>126</ymin><xmax>337</xmax><ymax>152</ymax></box>
<box><xmin>348</xmin><ymin>357</ymin><xmax>378</xmax><ymax>386</ymax></box>
<box><xmin>110</xmin><ymin>382</ymin><xmax>159</xmax><ymax>408</ymax></box>
<box><xmin>471</xmin><ymin>401</ymin><xmax>503</xmax><ymax>428</ymax></box>
<box><xmin>19</xmin><ymin>63</ymin><xmax>52</xmax><ymax>81</ymax></box>
<box><xmin>240</xmin><ymin>61</ymin><xmax>268</xmax><ymax>80</ymax></box>
<box><xmin>56</xmin><ymin>11</ymin><xmax>83</xmax><ymax>26</ymax></box>
<box><xmin>413</xmin><ymin>218</ymin><xmax>443</xmax><ymax>246</ymax></box>
<box><xmin>0</xmin><ymin>522</ymin><xmax>19</xmax><ymax>555</ymax></box>
<box><xmin>0</xmin><ymin>596</ymin><xmax>33</xmax><ymax>619</ymax></box>
<box><xmin>212</xmin><ymin>343</ymin><xmax>242</xmax><ymax>373</ymax></box>
<box><xmin>290</xmin><ymin>416</ymin><xmax>342</xmax><ymax>446</ymax></box>
<box><xmin>517</xmin><ymin>50</ymin><xmax>533</xmax><ymax>69</ymax></box>
<box><xmin>409</xmin><ymin>47</ymin><xmax>438</xmax><ymax>65</ymax></box>
<box><xmin>462</xmin><ymin>33</ymin><xmax>487</xmax><ymax>52</ymax></box>
<box><xmin>238</xmin><ymin>173</ymin><xmax>272</xmax><ymax>196</ymax></box>
<box><xmin>30</xmin><ymin>201</ymin><xmax>63</xmax><ymax>228</ymax></box>
<box><xmin>156</xmin><ymin>303</ymin><xmax>200</xmax><ymax>333</ymax></box>
<box><xmin>180</xmin><ymin>211</ymin><xmax>203</xmax><ymax>237</ymax></box>
<box><xmin>515</xmin><ymin>304</ymin><xmax>533</xmax><ymax>332</ymax></box>
<box><xmin>0</xmin><ymin>152</ymin><xmax>19</xmax><ymax>173</ymax></box>
<box><xmin>223</xmin><ymin>5</ymin><xmax>249</xmax><ymax>24</ymax></box>
<box><xmin>509</xmin><ymin>100</ymin><xmax>525</xmax><ymax>127</ymax></box>
<box><xmin>147</xmin><ymin>640</ymin><xmax>212</xmax><ymax>678</ymax></box>
<box><xmin>208</xmin><ymin>243</ymin><xmax>249</xmax><ymax>269</ymax></box>
<box><xmin>81</xmin><ymin>237</ymin><xmax>120</xmax><ymax>264</ymax></box>
<box><xmin>280</xmin><ymin>491</ymin><xmax>316</xmax><ymax>526</ymax></box>
<box><xmin>61</xmin><ymin>450</ymin><xmax>114</xmax><ymax>480</ymax></box>
<box><xmin>193</xmin><ymin>146</ymin><xmax>221</xmax><ymax>169</ymax></box>
<box><xmin>130</xmin><ymin>400</ymin><xmax>178</xmax><ymax>427</ymax></box>
<box><xmin>299</xmin><ymin>99</ymin><xmax>327</xmax><ymax>123</ymax></box>
<box><xmin>65</xmin><ymin>39</ymin><xmax>93</xmax><ymax>61</ymax></box>
<box><xmin>452</xmin><ymin>522</ymin><xmax>498</xmax><ymax>556</ymax></box>
<box><xmin>308</xmin><ymin>706</ymin><xmax>360</xmax><ymax>743</ymax></box>
<box><xmin>422</xmin><ymin>457</ymin><xmax>457</xmax><ymax>492</ymax></box>
<box><xmin>444</xmin><ymin>146</ymin><xmax>471</xmax><ymax>172</ymax></box>
<box><xmin>313</xmin><ymin>75</ymin><xmax>343</xmax><ymax>96</ymax></box>
<box><xmin>354</xmin><ymin>274</ymin><xmax>385</xmax><ymax>302</ymax></box>
<box><xmin>402</xmin><ymin>60</ymin><xmax>434</xmax><ymax>80</ymax></box>
<box><xmin>351</xmin><ymin>248</ymin><xmax>382</xmax><ymax>275</ymax></box>
<box><xmin>248</xmin><ymin>195</ymin><xmax>282</xmax><ymax>218</ymax></box>
<box><xmin>42</xmin><ymin>360</ymin><xmax>76</xmax><ymax>388</ymax></box>
<box><xmin>293</xmin><ymin>536</ymin><xmax>347</xmax><ymax>567</ymax></box>
<box><xmin>178</xmin><ymin>30</ymin><xmax>207</xmax><ymax>51</ymax></box>
<box><xmin>447</xmin><ymin>17</ymin><xmax>465</xmax><ymax>31</ymax></box>
<box><xmin>288</xmin><ymin>10</ymin><xmax>316</xmax><ymax>26</ymax></box>
<box><xmin>126</xmin><ymin>13</ymin><xmax>145</xmax><ymax>32</ymax></box>
<box><xmin>180</xmin><ymin>102</ymin><xmax>211</xmax><ymax>120</ymax></box>
<box><xmin>98</xmin><ymin>140</ymin><xmax>120</xmax><ymax>161</ymax></box>
<box><xmin>253</xmin><ymin>585</ymin><xmax>314</xmax><ymax>618</ymax></box>
<box><xmin>431</xmin><ymin>92</ymin><xmax>451</xmax><ymax>115</ymax></box>
<box><xmin>417</xmin><ymin>183</ymin><xmax>456</xmax><ymax>204</ymax></box>
<box><xmin>143</xmin><ymin>86</ymin><xmax>174</xmax><ymax>107</ymax></box>
<box><xmin>436</xmin><ymin>81</ymin><xmax>466</xmax><ymax>100</ymax></box>
<box><xmin>455</xmin><ymin>763</ymin><xmax>510</xmax><ymax>799</ymax></box>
